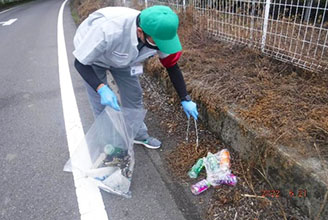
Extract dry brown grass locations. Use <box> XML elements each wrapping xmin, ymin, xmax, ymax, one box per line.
<box><xmin>165</xmin><ymin>141</ymin><xmax>219</xmax><ymax>181</ymax></box>
<box><xmin>77</xmin><ymin>0</ymin><xmax>103</xmax><ymax>23</ymax></box>
<box><xmin>72</xmin><ymin>0</ymin><xmax>117</xmax><ymax>24</ymax></box>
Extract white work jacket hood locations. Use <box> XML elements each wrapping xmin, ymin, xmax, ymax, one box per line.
<box><xmin>73</xmin><ymin>7</ymin><xmax>158</xmax><ymax>68</ymax></box>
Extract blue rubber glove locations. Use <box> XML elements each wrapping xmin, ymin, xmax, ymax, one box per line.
<box><xmin>97</xmin><ymin>85</ymin><xmax>121</xmax><ymax>111</ymax></box>
<box><xmin>181</xmin><ymin>100</ymin><xmax>198</xmax><ymax>120</ymax></box>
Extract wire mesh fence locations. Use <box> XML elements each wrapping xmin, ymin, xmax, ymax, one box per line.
<box><xmin>127</xmin><ymin>0</ymin><xmax>328</xmax><ymax>72</ymax></box>
<box><xmin>193</xmin><ymin>0</ymin><xmax>328</xmax><ymax>72</ymax></box>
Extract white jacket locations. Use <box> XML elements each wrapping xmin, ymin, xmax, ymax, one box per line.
<box><xmin>73</xmin><ymin>7</ymin><xmax>162</xmax><ymax>69</ymax></box>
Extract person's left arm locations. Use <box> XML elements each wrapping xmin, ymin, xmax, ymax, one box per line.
<box><xmin>158</xmin><ymin>51</ymin><xmax>198</xmax><ymax>120</ymax></box>
<box><xmin>159</xmin><ymin>52</ymin><xmax>187</xmax><ymax>100</ymax></box>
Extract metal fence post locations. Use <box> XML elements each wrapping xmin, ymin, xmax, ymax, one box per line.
<box><xmin>145</xmin><ymin>0</ymin><xmax>148</xmax><ymax>8</ymax></box>
<box><xmin>261</xmin><ymin>0</ymin><xmax>271</xmax><ymax>52</ymax></box>
<box><xmin>250</xmin><ymin>0</ymin><xmax>256</xmax><ymax>45</ymax></box>
<box><xmin>304</xmin><ymin>0</ymin><xmax>312</xmax><ymax>23</ymax></box>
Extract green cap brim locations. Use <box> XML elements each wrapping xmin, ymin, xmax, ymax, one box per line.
<box><xmin>153</xmin><ymin>34</ymin><xmax>182</xmax><ymax>54</ymax></box>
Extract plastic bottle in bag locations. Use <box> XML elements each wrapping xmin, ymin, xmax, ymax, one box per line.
<box><xmin>203</xmin><ymin>152</ymin><xmax>221</xmax><ymax>185</ymax></box>
<box><xmin>92</xmin><ymin>144</ymin><xmax>126</xmax><ymax>169</ymax></box>
<box><xmin>104</xmin><ymin>144</ymin><xmax>126</xmax><ymax>158</ymax></box>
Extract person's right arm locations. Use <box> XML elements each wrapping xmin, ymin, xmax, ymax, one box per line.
<box><xmin>72</xmin><ymin>17</ymin><xmax>120</xmax><ymax>111</ymax></box>
<box><xmin>74</xmin><ymin>59</ymin><xmax>104</xmax><ymax>91</ymax></box>
<box><xmin>74</xmin><ymin>59</ymin><xmax>120</xmax><ymax>111</ymax></box>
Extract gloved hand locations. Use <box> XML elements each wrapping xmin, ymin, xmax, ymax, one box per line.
<box><xmin>181</xmin><ymin>100</ymin><xmax>198</xmax><ymax>120</ymax></box>
<box><xmin>97</xmin><ymin>85</ymin><xmax>121</xmax><ymax>111</ymax></box>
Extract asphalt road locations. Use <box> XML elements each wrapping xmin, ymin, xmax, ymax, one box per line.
<box><xmin>0</xmin><ymin>0</ymin><xmax>190</xmax><ymax>219</ymax></box>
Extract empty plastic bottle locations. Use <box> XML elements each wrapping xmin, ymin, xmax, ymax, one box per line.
<box><xmin>188</xmin><ymin>158</ymin><xmax>204</xmax><ymax>178</ymax></box>
<box><xmin>104</xmin><ymin>144</ymin><xmax>125</xmax><ymax>157</ymax></box>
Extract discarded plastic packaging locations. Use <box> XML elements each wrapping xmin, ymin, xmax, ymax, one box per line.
<box><xmin>85</xmin><ymin>167</ymin><xmax>118</xmax><ymax>180</ymax></box>
<box><xmin>215</xmin><ymin>149</ymin><xmax>231</xmax><ymax>171</ymax></box>
<box><xmin>211</xmin><ymin>173</ymin><xmax>238</xmax><ymax>186</ymax></box>
<box><xmin>204</xmin><ymin>152</ymin><xmax>230</xmax><ymax>186</ymax></box>
<box><xmin>102</xmin><ymin>169</ymin><xmax>131</xmax><ymax>195</ymax></box>
<box><xmin>189</xmin><ymin>149</ymin><xmax>238</xmax><ymax>195</ymax></box>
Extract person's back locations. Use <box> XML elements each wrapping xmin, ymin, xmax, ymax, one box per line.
<box><xmin>73</xmin><ymin>7</ymin><xmax>142</xmax><ymax>68</ymax></box>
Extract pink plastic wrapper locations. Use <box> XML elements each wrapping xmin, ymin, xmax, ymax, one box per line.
<box><xmin>212</xmin><ymin>173</ymin><xmax>237</xmax><ymax>186</ymax></box>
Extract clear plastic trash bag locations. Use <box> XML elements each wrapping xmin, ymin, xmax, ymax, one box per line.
<box><xmin>64</xmin><ymin>107</ymin><xmax>146</xmax><ymax>198</ymax></box>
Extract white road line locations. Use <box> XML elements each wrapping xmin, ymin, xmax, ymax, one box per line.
<box><xmin>57</xmin><ymin>0</ymin><xmax>109</xmax><ymax>219</ymax></box>
<box><xmin>1</xmin><ymin>18</ymin><xmax>17</xmax><ymax>26</ymax></box>
<box><xmin>0</xmin><ymin>7</ymin><xmax>15</xmax><ymax>15</ymax></box>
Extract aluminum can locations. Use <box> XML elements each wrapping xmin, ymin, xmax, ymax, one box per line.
<box><xmin>191</xmin><ymin>179</ymin><xmax>210</xmax><ymax>195</ymax></box>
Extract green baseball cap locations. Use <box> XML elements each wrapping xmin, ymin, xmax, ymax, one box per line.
<box><xmin>140</xmin><ymin>5</ymin><xmax>182</xmax><ymax>54</ymax></box>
